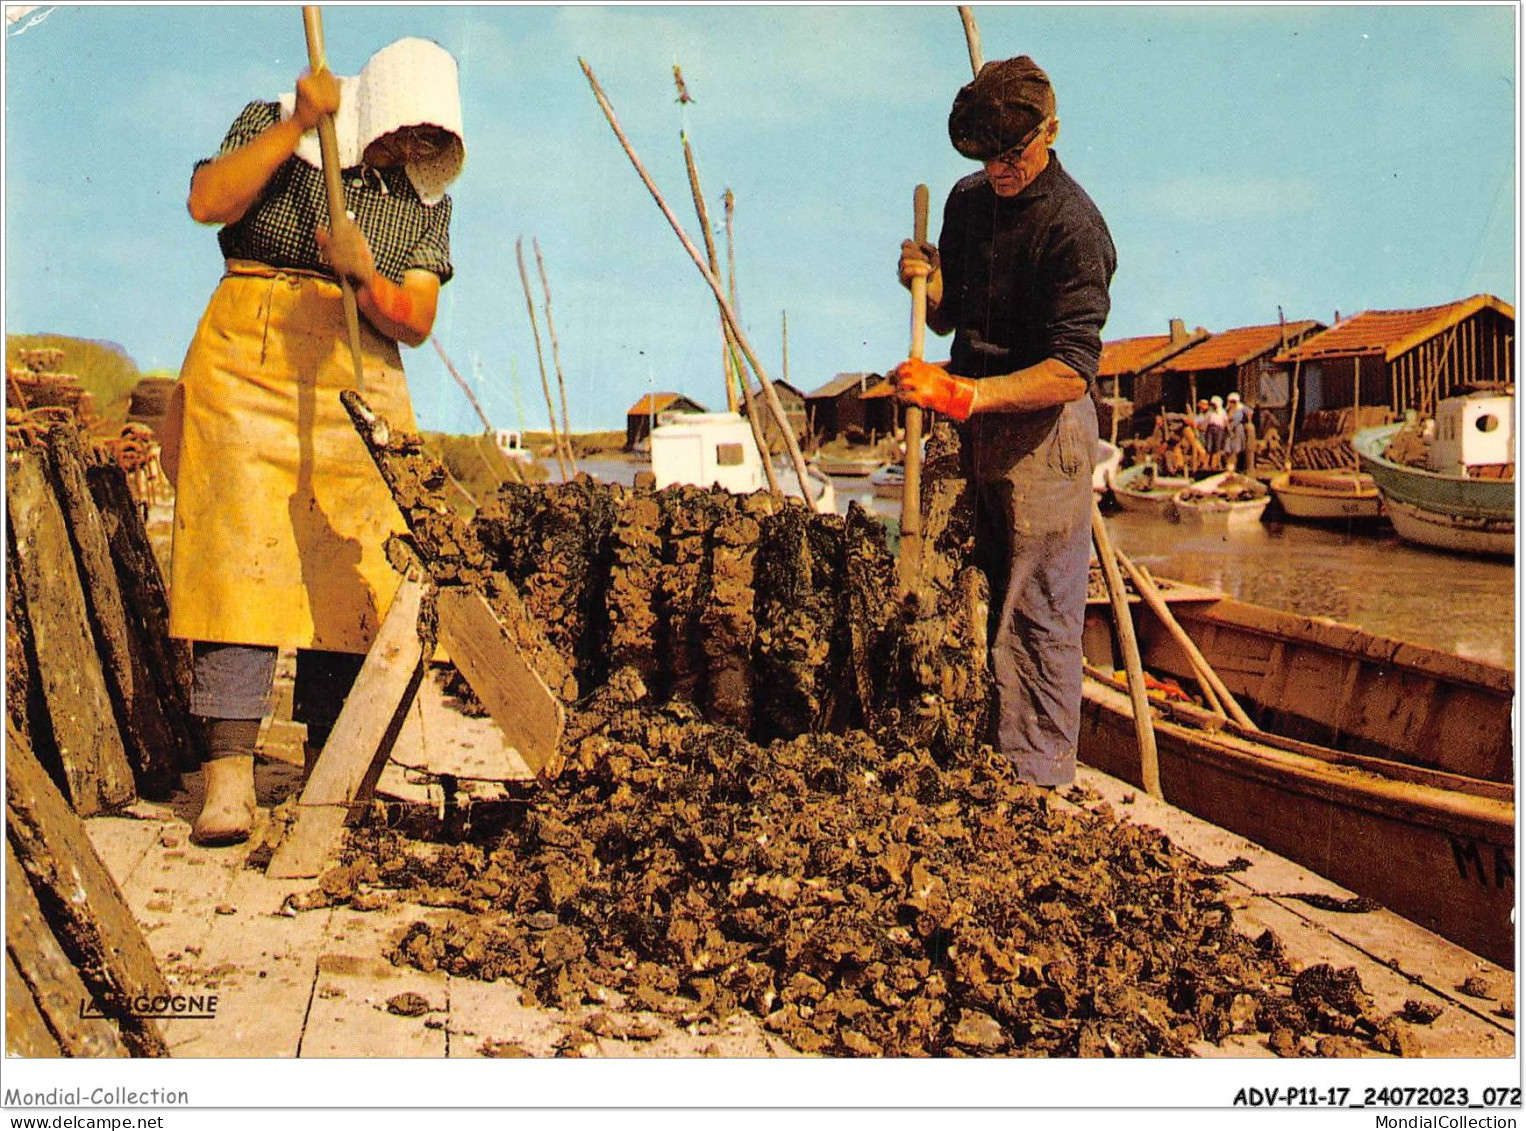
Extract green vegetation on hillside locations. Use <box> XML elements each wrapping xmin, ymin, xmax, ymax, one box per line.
<box><xmin>421</xmin><ymin>430</ymin><xmax>547</xmax><ymax>514</ymax></box>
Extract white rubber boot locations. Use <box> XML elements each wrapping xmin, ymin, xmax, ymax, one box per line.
<box><xmin>191</xmin><ymin>755</ymin><xmax>257</xmax><ymax>846</ymax></box>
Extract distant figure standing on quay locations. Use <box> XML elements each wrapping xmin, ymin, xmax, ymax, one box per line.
<box><xmin>1205</xmin><ymin>395</ymin><xmax>1228</xmax><ymax>468</ymax></box>
<box><xmin>1224</xmin><ymin>391</ymin><xmax>1251</xmax><ymax>471</ymax></box>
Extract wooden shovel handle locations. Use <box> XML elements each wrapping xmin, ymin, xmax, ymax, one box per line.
<box><xmin>899</xmin><ymin>184</ymin><xmax>930</xmax><ymax>589</ymax></box>
<box><xmin>302</xmin><ymin>6</ymin><xmax>367</xmax><ymax>393</ymax></box>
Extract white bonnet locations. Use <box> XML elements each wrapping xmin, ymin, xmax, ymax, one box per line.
<box><xmin>1210</xmin><ymin>395</ymin><xmax>1224</xmax><ymax>407</ymax></box>
<box><xmin>280</xmin><ymin>37</ymin><xmax>464</xmax><ymax>206</ymax></box>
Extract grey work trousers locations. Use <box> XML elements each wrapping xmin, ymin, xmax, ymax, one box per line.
<box><xmin>968</xmin><ymin>395</ymin><xmax>1097</xmax><ymax>787</ymax></box>
<box><xmin>191</xmin><ymin>641</ymin><xmax>363</xmax><ymax>739</ymax></box>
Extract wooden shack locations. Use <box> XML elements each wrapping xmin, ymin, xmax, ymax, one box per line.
<box><xmin>1149</xmin><ymin>319</ymin><xmax>1325</xmax><ymax>424</ymax></box>
<box><xmin>858</xmin><ymin>379</ymin><xmax>904</xmax><ymax>441</ymax></box>
<box><xmin>755</xmin><ymin>380</ymin><xmax>809</xmax><ymax>453</ymax></box>
<box><xmin>1274</xmin><ymin>295</ymin><xmax>1515</xmax><ymax>420</ymax></box>
<box><xmin>803</xmin><ymin>372</ymin><xmax>886</xmax><ymax>443</ymax></box>
<box><xmin>1096</xmin><ymin>319</ymin><xmax>1208</xmax><ymax>438</ymax></box>
<box><xmin>625</xmin><ymin>392</ymin><xmax>707</xmax><ymax>450</ymax></box>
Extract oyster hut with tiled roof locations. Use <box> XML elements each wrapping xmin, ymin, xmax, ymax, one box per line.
<box><xmin>1150</xmin><ymin>319</ymin><xmax>1325</xmax><ymax>421</ymax></box>
<box><xmin>804</xmin><ymin>372</ymin><xmax>886</xmax><ymax>442</ymax></box>
<box><xmin>626</xmin><ymin>392</ymin><xmax>707</xmax><ymax>450</ymax></box>
<box><xmin>1274</xmin><ymin>295</ymin><xmax>1514</xmax><ymax>419</ymax></box>
<box><xmin>1096</xmin><ymin>318</ymin><xmax>1208</xmax><ymax>437</ymax></box>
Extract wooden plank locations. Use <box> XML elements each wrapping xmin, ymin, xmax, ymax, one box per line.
<box><xmin>435</xmin><ymin>585</ymin><xmax>566</xmax><ymax>777</ymax></box>
<box><xmin>299</xmin><ymin>909</ymin><xmax>448</xmax><ymax>1058</ymax></box>
<box><xmin>160</xmin><ymin>867</ymin><xmax>334</xmax><ymax>1057</ymax></box>
<box><xmin>45</xmin><ymin>426</ymin><xmax>180</xmax><ymax>798</ymax></box>
<box><xmin>6</xmin><ymin>948</ymin><xmax>63</xmax><ymax>1057</ymax></box>
<box><xmin>445</xmin><ymin>968</ymin><xmax>577</xmax><ymax>1058</ymax></box>
<box><xmin>6</xmin><ymin>447</ymin><xmax>134</xmax><ymax>814</ymax></box>
<box><xmin>6</xmin><ymin>840</ymin><xmax>129</xmax><ymax>1057</ymax></box>
<box><xmin>81</xmin><ymin>814</ymin><xmax>164</xmax><ymax>895</ymax></box>
<box><xmin>5</xmin><ymin>719</ymin><xmax>168</xmax><ymax>1055</ymax></box>
<box><xmin>85</xmin><ymin>463</ymin><xmax>201</xmax><ymax>772</ymax></box>
<box><xmin>266</xmin><ymin>576</ymin><xmax>428</xmax><ymax>880</ymax></box>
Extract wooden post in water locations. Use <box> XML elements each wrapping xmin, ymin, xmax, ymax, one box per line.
<box><xmin>515</xmin><ymin>238</ymin><xmax>569</xmax><ymax>481</ymax></box>
<box><xmin>533</xmin><ymin>239</ymin><xmax>578</xmax><ymax>477</ymax></box>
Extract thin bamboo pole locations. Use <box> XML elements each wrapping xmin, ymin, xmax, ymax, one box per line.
<box><xmin>532</xmin><ymin>239</ymin><xmax>578</xmax><ymax>477</ymax></box>
<box><xmin>781</xmin><ymin>310</ymin><xmax>789</xmax><ymax>387</ymax></box>
<box><xmin>579</xmin><ymin>58</ymin><xmax>820</xmax><ymax>511</ymax></box>
<box><xmin>431</xmin><ymin>336</ymin><xmax>494</xmax><ymax>435</ymax></box>
<box><xmin>716</xmin><ymin>189</ymin><xmax>779</xmax><ymax>479</ymax></box>
<box><xmin>899</xmin><ymin>184</ymin><xmax>930</xmax><ymax>591</ymax></box>
<box><xmin>680</xmin><ymin>128</ymin><xmax>781</xmax><ymax>497</ymax></box>
<box><xmin>515</xmin><ymin>237</ymin><xmax>569</xmax><ymax>482</ymax></box>
<box><xmin>1284</xmin><ymin>358</ymin><xmax>1302</xmax><ymax>470</ymax></box>
<box><xmin>677</xmin><ymin>120</ymin><xmax>740</xmax><ymax>414</ymax></box>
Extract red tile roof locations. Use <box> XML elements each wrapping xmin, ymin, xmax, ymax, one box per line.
<box><xmin>1276</xmin><ymin>295</ymin><xmax>1515</xmax><ymax>364</ymax></box>
<box><xmin>627</xmin><ymin>392</ymin><xmax>702</xmax><ymax>417</ymax></box>
<box><xmin>1155</xmin><ymin>321</ymin><xmax>1323</xmax><ymax>373</ymax></box>
<box><xmin>1098</xmin><ymin>330</ymin><xmax>1207</xmax><ymax>376</ymax></box>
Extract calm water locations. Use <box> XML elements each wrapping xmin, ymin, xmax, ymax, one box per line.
<box><xmin>553</xmin><ymin>458</ymin><xmax>1516</xmax><ymax>670</ymax></box>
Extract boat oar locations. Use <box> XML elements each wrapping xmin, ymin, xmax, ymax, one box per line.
<box><xmin>1113</xmin><ymin>550</ymin><xmax>1258</xmax><ymax>731</ymax></box>
<box><xmin>301</xmin><ymin>6</ymin><xmax>365</xmax><ymax>395</ymax></box>
<box><xmin>898</xmin><ymin>184</ymin><xmax>930</xmax><ymax>591</ymax></box>
<box><xmin>1090</xmin><ymin>507</ymin><xmax>1162</xmax><ymax>798</ymax></box>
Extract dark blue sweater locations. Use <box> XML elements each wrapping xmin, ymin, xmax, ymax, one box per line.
<box><xmin>937</xmin><ymin>153</ymin><xmax>1115</xmax><ymax>384</ymax></box>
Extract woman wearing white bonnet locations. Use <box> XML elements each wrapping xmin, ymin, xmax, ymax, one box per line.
<box><xmin>169</xmin><ymin>37</ymin><xmax>464</xmax><ymax>845</ymax></box>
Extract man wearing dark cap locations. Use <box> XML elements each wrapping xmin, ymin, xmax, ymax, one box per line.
<box><xmin>893</xmin><ymin>56</ymin><xmax>1116</xmax><ymax>788</ymax></box>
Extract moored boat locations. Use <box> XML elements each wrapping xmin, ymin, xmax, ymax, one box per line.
<box><xmin>1353</xmin><ymin>391</ymin><xmax>1514</xmax><ymax>557</ymax></box>
<box><xmin>1170</xmin><ymin>472</ymin><xmax>1270</xmax><ymax>526</ymax></box>
<box><xmin>1268</xmin><ymin>468</ymin><xmax>1384</xmax><ymax>522</ymax></box>
<box><xmin>868</xmin><ymin>461</ymin><xmax>904</xmax><ymax>499</ymax></box>
<box><xmin>1106</xmin><ymin>462</ymin><xmax>1193</xmax><ymax>516</ymax></box>
<box><xmin>814</xmin><ymin>450</ymin><xmax>885</xmax><ymax>477</ymax></box>
<box><xmin>1079</xmin><ymin>582</ymin><xmax>1515</xmax><ymax>966</ymax></box>
<box><xmin>1093</xmin><ymin>439</ymin><xmax>1123</xmax><ymax>496</ymax></box>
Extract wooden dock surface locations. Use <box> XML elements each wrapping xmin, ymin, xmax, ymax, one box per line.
<box><xmin>80</xmin><ymin>670</ymin><xmax>1514</xmax><ymax>1059</ymax></box>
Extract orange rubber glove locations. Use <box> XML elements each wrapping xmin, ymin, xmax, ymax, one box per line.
<box><xmin>891</xmin><ymin>358</ymin><xmax>977</xmax><ymax>422</ymax></box>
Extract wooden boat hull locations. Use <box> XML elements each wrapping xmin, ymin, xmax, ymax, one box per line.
<box><xmin>815</xmin><ymin>455</ymin><xmax>882</xmax><ymax>477</ymax></box>
<box><xmin>1269</xmin><ymin>471</ymin><xmax>1385</xmax><ymax>521</ymax></box>
<box><xmin>1384</xmin><ymin>496</ymin><xmax>1514</xmax><ymax>557</ymax></box>
<box><xmin>1107</xmin><ymin>465</ymin><xmax>1192</xmax><ymax>516</ymax></box>
<box><xmin>1080</xmin><ymin>678</ymin><xmax>1515</xmax><ymax>967</ymax></box>
<box><xmin>1171</xmin><ymin>495</ymin><xmax>1270</xmax><ymax>526</ymax></box>
<box><xmin>1354</xmin><ymin>423</ymin><xmax>1514</xmax><ymax>556</ymax></box>
<box><xmin>1081</xmin><ymin>589</ymin><xmax>1515</xmax><ymax>966</ymax></box>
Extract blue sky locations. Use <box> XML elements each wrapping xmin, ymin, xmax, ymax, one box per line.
<box><xmin>4</xmin><ymin>4</ymin><xmax>1516</xmax><ymax>434</ymax></box>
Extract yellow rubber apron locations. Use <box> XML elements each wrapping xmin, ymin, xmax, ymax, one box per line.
<box><xmin>167</xmin><ymin>261</ymin><xmax>416</xmax><ymax>654</ymax></box>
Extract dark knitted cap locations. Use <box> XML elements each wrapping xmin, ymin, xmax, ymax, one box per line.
<box><xmin>948</xmin><ymin>56</ymin><xmax>1056</xmax><ymax>160</ymax></box>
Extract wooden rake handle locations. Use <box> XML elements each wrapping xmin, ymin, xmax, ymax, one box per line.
<box><xmin>302</xmin><ymin>6</ymin><xmax>366</xmax><ymax>394</ymax></box>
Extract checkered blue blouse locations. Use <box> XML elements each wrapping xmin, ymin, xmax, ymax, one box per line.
<box><xmin>198</xmin><ymin>101</ymin><xmax>454</xmax><ymax>286</ymax></box>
